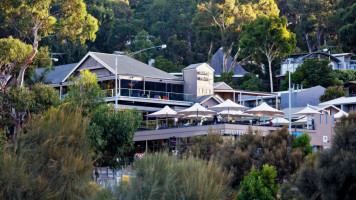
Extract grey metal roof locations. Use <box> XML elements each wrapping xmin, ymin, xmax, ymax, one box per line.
<box><xmin>184</xmin><ymin>63</ymin><xmax>206</xmax><ymax>70</ymax></box>
<box><xmin>194</xmin><ymin>95</ymin><xmax>214</xmax><ymax>103</ymax></box>
<box><xmin>91</xmin><ymin>52</ymin><xmax>179</xmax><ymax>80</ymax></box>
<box><xmin>35</xmin><ymin>63</ymin><xmax>77</xmax><ymax>84</ymax></box>
<box><xmin>210</xmin><ymin>48</ymin><xmax>248</xmax><ymax>76</ymax></box>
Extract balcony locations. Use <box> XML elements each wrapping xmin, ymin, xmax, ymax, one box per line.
<box><xmin>104</xmin><ymin>88</ymin><xmax>196</xmax><ymax>103</ymax></box>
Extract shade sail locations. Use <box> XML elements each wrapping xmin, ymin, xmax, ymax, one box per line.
<box><xmin>294</xmin><ymin>106</ymin><xmax>320</xmax><ymax>116</ymax></box>
<box><xmin>245</xmin><ymin>102</ymin><xmax>284</xmax><ymax>116</ymax></box>
<box><xmin>147</xmin><ymin>105</ymin><xmax>182</xmax><ymax>118</ymax></box>
<box><xmin>178</xmin><ymin>103</ymin><xmax>216</xmax><ymax>116</ymax></box>
<box><xmin>218</xmin><ymin>110</ymin><xmax>252</xmax><ymax>117</ymax></box>
<box><xmin>334</xmin><ymin>110</ymin><xmax>348</xmax><ymax>119</ymax></box>
<box><xmin>211</xmin><ymin>99</ymin><xmax>248</xmax><ymax>111</ymax></box>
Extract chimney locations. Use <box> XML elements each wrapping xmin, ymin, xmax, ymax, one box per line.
<box><xmin>297</xmin><ymin>84</ymin><xmax>299</xmax><ymax>91</ymax></box>
<box><xmin>148</xmin><ymin>59</ymin><xmax>155</xmax><ymax>67</ymax></box>
<box><xmin>301</xmin><ymin>84</ymin><xmax>303</xmax><ymax>90</ymax></box>
<box><xmin>293</xmin><ymin>84</ymin><xmax>295</xmax><ymax>91</ymax></box>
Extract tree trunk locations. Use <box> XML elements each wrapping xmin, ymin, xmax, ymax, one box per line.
<box><xmin>304</xmin><ymin>33</ymin><xmax>313</xmax><ymax>53</ymax></box>
<box><xmin>230</xmin><ymin>47</ymin><xmax>240</xmax><ymax>72</ymax></box>
<box><xmin>223</xmin><ymin>51</ymin><xmax>229</xmax><ymax>73</ymax></box>
<box><xmin>268</xmin><ymin>60</ymin><xmax>274</xmax><ymax>92</ymax></box>
<box><xmin>17</xmin><ymin>28</ymin><xmax>39</xmax><ymax>86</ymax></box>
<box><xmin>208</xmin><ymin>41</ymin><xmax>213</xmax><ymax>62</ymax></box>
<box><xmin>187</xmin><ymin>30</ymin><xmax>192</xmax><ymax>52</ymax></box>
<box><xmin>315</xmin><ymin>26</ymin><xmax>323</xmax><ymax>51</ymax></box>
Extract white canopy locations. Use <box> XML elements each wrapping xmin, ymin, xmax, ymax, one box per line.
<box><xmin>294</xmin><ymin>106</ymin><xmax>320</xmax><ymax>116</ymax></box>
<box><xmin>245</xmin><ymin>102</ymin><xmax>284</xmax><ymax>116</ymax></box>
<box><xmin>147</xmin><ymin>106</ymin><xmax>181</xmax><ymax>118</ymax></box>
<box><xmin>184</xmin><ymin>114</ymin><xmax>214</xmax><ymax>119</ymax></box>
<box><xmin>271</xmin><ymin>117</ymin><xmax>289</xmax><ymax>125</ymax></box>
<box><xmin>219</xmin><ymin>110</ymin><xmax>252</xmax><ymax>117</ymax></box>
<box><xmin>178</xmin><ymin>103</ymin><xmax>216</xmax><ymax>116</ymax></box>
<box><xmin>334</xmin><ymin>110</ymin><xmax>348</xmax><ymax>119</ymax></box>
<box><xmin>211</xmin><ymin>99</ymin><xmax>247</xmax><ymax>111</ymax></box>
<box><xmin>293</xmin><ymin>117</ymin><xmax>307</xmax><ymax>125</ymax></box>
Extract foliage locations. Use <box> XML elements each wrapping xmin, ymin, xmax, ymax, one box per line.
<box><xmin>336</xmin><ymin>0</ymin><xmax>356</xmax><ymax>53</ymax></box>
<box><xmin>215</xmin><ymin>71</ymin><xmax>235</xmax><ymax>88</ymax></box>
<box><xmin>0</xmin><ymin>0</ymin><xmax>98</xmax><ymax>85</ymax></box>
<box><xmin>240</xmin><ymin>15</ymin><xmax>296</xmax><ymax>92</ymax></box>
<box><xmin>185</xmin><ymin>128</ymin><xmax>224</xmax><ymax>161</ymax></box>
<box><xmin>240</xmin><ymin>73</ymin><xmax>267</xmax><ymax>91</ymax></box>
<box><xmin>65</xmin><ymin>70</ymin><xmax>105</xmax><ymax>114</ymax></box>
<box><xmin>296</xmin><ymin>113</ymin><xmax>356</xmax><ymax>200</ymax></box>
<box><xmin>185</xmin><ymin>127</ymin><xmax>303</xmax><ymax>189</ymax></box>
<box><xmin>333</xmin><ymin>69</ymin><xmax>356</xmax><ymax>85</ymax></box>
<box><xmin>319</xmin><ymin>86</ymin><xmax>347</xmax><ymax>103</ymax></box>
<box><xmin>196</xmin><ymin>0</ymin><xmax>280</xmax><ymax>73</ymax></box>
<box><xmin>154</xmin><ymin>55</ymin><xmax>185</xmax><ymax>73</ymax></box>
<box><xmin>0</xmin><ymin>106</ymin><xmax>99</xmax><ymax>199</ymax></box>
<box><xmin>89</xmin><ymin>104</ymin><xmax>142</xmax><ymax>169</ymax></box>
<box><xmin>116</xmin><ymin>153</ymin><xmax>234</xmax><ymax>200</ymax></box>
<box><xmin>288</xmin><ymin>0</ymin><xmax>336</xmax><ymax>53</ymax></box>
<box><xmin>292</xmin><ymin>132</ymin><xmax>312</xmax><ymax>156</ymax></box>
<box><xmin>237</xmin><ymin>164</ymin><xmax>279</xmax><ymax>200</ymax></box>
<box><xmin>31</xmin><ymin>83</ymin><xmax>61</xmax><ymax>112</ymax></box>
<box><xmin>0</xmin><ymin>129</ymin><xmax>6</xmax><ymax>154</ymax></box>
<box><xmin>0</xmin><ymin>37</ymin><xmax>51</xmax><ymax>92</ymax></box>
<box><xmin>282</xmin><ymin>58</ymin><xmax>337</xmax><ymax>90</ymax></box>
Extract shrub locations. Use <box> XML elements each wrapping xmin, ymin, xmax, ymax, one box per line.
<box><xmin>116</xmin><ymin>153</ymin><xmax>235</xmax><ymax>200</ymax></box>
<box><xmin>0</xmin><ymin>107</ymin><xmax>99</xmax><ymax>199</ymax></box>
<box><xmin>292</xmin><ymin>132</ymin><xmax>312</xmax><ymax>156</ymax></box>
<box><xmin>319</xmin><ymin>86</ymin><xmax>346</xmax><ymax>103</ymax></box>
<box><xmin>237</xmin><ymin>164</ymin><xmax>279</xmax><ymax>200</ymax></box>
<box><xmin>295</xmin><ymin>112</ymin><xmax>356</xmax><ymax>199</ymax></box>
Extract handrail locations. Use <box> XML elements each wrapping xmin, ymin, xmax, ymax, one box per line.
<box><xmin>103</xmin><ymin>88</ymin><xmax>196</xmax><ymax>102</ymax></box>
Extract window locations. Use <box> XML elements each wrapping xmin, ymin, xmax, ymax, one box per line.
<box><xmin>323</xmin><ymin>136</ymin><xmax>328</xmax><ymax>143</ymax></box>
<box><xmin>207</xmin><ymin>89</ymin><xmax>211</xmax><ymax>94</ymax></box>
<box><xmin>320</xmin><ymin>115</ymin><xmax>322</xmax><ymax>124</ymax></box>
<box><xmin>199</xmin><ymin>88</ymin><xmax>204</xmax><ymax>94</ymax></box>
<box><xmin>326</xmin><ymin>115</ymin><xmax>328</xmax><ymax>124</ymax></box>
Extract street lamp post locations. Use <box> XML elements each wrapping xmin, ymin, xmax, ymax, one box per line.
<box><xmin>129</xmin><ymin>44</ymin><xmax>167</xmax><ymax>56</ymax></box>
<box><xmin>115</xmin><ymin>57</ymin><xmax>118</xmax><ymax>114</ymax></box>
<box><xmin>288</xmin><ymin>59</ymin><xmax>292</xmax><ymax>133</ymax></box>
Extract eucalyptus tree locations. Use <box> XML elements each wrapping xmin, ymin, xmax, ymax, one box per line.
<box><xmin>0</xmin><ymin>0</ymin><xmax>98</xmax><ymax>87</ymax></box>
<box><xmin>240</xmin><ymin>15</ymin><xmax>296</xmax><ymax>92</ymax></box>
<box><xmin>194</xmin><ymin>0</ymin><xmax>279</xmax><ymax>73</ymax></box>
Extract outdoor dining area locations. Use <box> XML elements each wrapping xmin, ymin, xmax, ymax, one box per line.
<box><xmin>141</xmin><ymin>100</ymin><xmax>288</xmax><ymax>130</ymax></box>
<box><xmin>140</xmin><ymin>99</ymin><xmax>349</xmax><ymax>131</ymax></box>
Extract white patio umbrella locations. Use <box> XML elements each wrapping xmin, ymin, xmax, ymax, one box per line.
<box><xmin>334</xmin><ymin>110</ymin><xmax>348</xmax><ymax>119</ymax></box>
<box><xmin>245</xmin><ymin>102</ymin><xmax>284</xmax><ymax>124</ymax></box>
<box><xmin>212</xmin><ymin>99</ymin><xmax>248</xmax><ymax>121</ymax></box>
<box><xmin>270</xmin><ymin>117</ymin><xmax>289</xmax><ymax>126</ymax></box>
<box><xmin>148</xmin><ymin>105</ymin><xmax>182</xmax><ymax>127</ymax></box>
<box><xmin>294</xmin><ymin>106</ymin><xmax>321</xmax><ymax>129</ymax></box>
<box><xmin>218</xmin><ymin>110</ymin><xmax>252</xmax><ymax>118</ymax></box>
<box><xmin>178</xmin><ymin>103</ymin><xmax>216</xmax><ymax>124</ymax></box>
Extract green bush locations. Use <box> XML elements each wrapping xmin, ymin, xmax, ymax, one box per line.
<box><xmin>237</xmin><ymin>164</ymin><xmax>279</xmax><ymax>200</ymax></box>
<box><xmin>319</xmin><ymin>86</ymin><xmax>347</xmax><ymax>103</ymax></box>
<box><xmin>116</xmin><ymin>153</ymin><xmax>235</xmax><ymax>200</ymax></box>
<box><xmin>0</xmin><ymin>106</ymin><xmax>99</xmax><ymax>199</ymax></box>
<box><xmin>292</xmin><ymin>132</ymin><xmax>312</xmax><ymax>156</ymax></box>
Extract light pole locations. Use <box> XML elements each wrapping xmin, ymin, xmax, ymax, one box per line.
<box><xmin>288</xmin><ymin>59</ymin><xmax>292</xmax><ymax>133</ymax></box>
<box><xmin>129</xmin><ymin>44</ymin><xmax>167</xmax><ymax>56</ymax></box>
<box><xmin>115</xmin><ymin>57</ymin><xmax>118</xmax><ymax>114</ymax></box>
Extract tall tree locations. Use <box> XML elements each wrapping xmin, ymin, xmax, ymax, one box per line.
<box><xmin>288</xmin><ymin>0</ymin><xmax>336</xmax><ymax>53</ymax></box>
<box><xmin>0</xmin><ymin>0</ymin><xmax>98</xmax><ymax>86</ymax></box>
<box><xmin>240</xmin><ymin>15</ymin><xmax>296</xmax><ymax>92</ymax></box>
<box><xmin>0</xmin><ymin>37</ymin><xmax>51</xmax><ymax>93</ymax></box>
<box><xmin>335</xmin><ymin>0</ymin><xmax>356</xmax><ymax>53</ymax></box>
<box><xmin>195</xmin><ymin>0</ymin><xmax>280</xmax><ymax>73</ymax></box>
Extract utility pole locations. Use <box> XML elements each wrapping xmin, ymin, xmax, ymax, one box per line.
<box><xmin>288</xmin><ymin>59</ymin><xmax>292</xmax><ymax>133</ymax></box>
<box><xmin>115</xmin><ymin>57</ymin><xmax>118</xmax><ymax>114</ymax></box>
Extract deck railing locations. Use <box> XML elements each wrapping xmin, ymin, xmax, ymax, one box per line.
<box><xmin>104</xmin><ymin>88</ymin><xmax>196</xmax><ymax>102</ymax></box>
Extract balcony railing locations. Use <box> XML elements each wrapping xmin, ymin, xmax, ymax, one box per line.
<box><xmin>104</xmin><ymin>88</ymin><xmax>196</xmax><ymax>102</ymax></box>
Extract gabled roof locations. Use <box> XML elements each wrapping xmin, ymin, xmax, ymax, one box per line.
<box><xmin>194</xmin><ymin>95</ymin><xmax>223</xmax><ymax>104</ymax></box>
<box><xmin>63</xmin><ymin>52</ymin><xmax>179</xmax><ymax>82</ymax></box>
<box><xmin>35</xmin><ymin>63</ymin><xmax>77</xmax><ymax>84</ymax></box>
<box><xmin>210</xmin><ymin>48</ymin><xmax>248</xmax><ymax>76</ymax></box>
<box><xmin>214</xmin><ymin>82</ymin><xmax>233</xmax><ymax>90</ymax></box>
<box><xmin>183</xmin><ymin>63</ymin><xmax>215</xmax><ymax>71</ymax></box>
